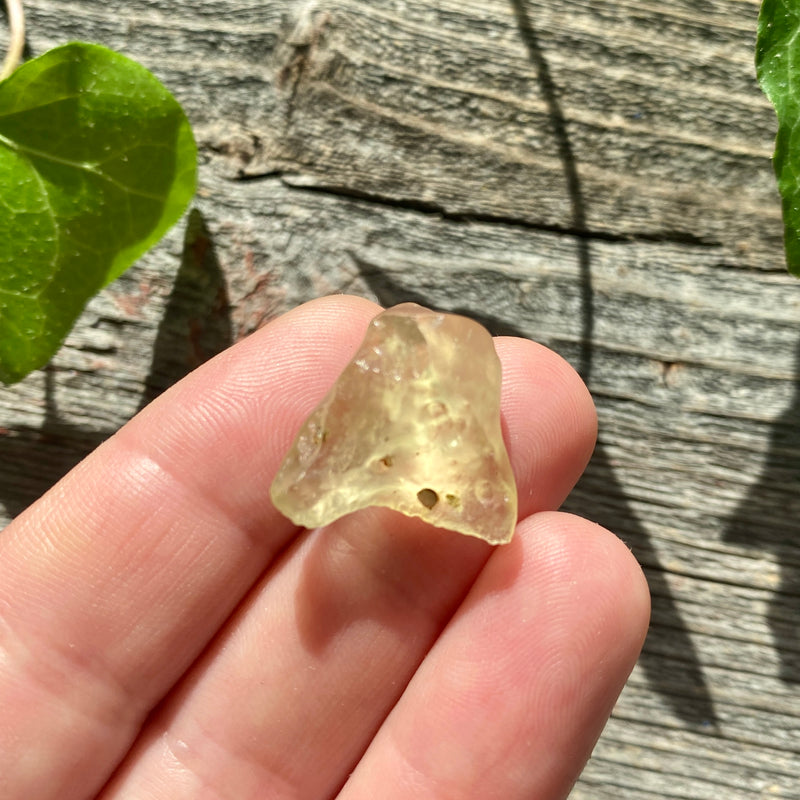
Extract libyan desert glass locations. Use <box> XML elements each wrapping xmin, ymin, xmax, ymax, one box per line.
<box><xmin>270</xmin><ymin>303</ymin><xmax>518</xmax><ymax>544</ymax></box>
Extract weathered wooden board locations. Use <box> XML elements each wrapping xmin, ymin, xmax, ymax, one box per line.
<box><xmin>2</xmin><ymin>0</ymin><xmax>800</xmax><ymax>797</ymax></box>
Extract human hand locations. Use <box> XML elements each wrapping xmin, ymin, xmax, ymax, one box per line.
<box><xmin>0</xmin><ymin>295</ymin><xmax>649</xmax><ymax>800</ymax></box>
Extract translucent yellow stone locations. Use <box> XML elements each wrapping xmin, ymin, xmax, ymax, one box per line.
<box><xmin>270</xmin><ymin>303</ymin><xmax>518</xmax><ymax>544</ymax></box>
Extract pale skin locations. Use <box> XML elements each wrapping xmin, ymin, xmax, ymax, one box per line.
<box><xmin>0</xmin><ymin>295</ymin><xmax>650</xmax><ymax>800</ymax></box>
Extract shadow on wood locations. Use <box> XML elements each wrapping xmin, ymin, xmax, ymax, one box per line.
<box><xmin>0</xmin><ymin>368</ymin><xmax>108</xmax><ymax>520</ymax></box>
<box><xmin>357</xmin><ymin>0</ymin><xmax>718</xmax><ymax>729</ymax></box>
<box><xmin>508</xmin><ymin>0</ymin><xmax>593</xmax><ymax>379</ymax></box>
<box><xmin>509</xmin><ymin>0</ymin><xmax>717</xmax><ymax>729</ymax></box>
<box><xmin>0</xmin><ymin>209</ymin><xmax>232</xmax><ymax>521</ymax></box>
<box><xmin>724</xmin><ymin>340</ymin><xmax>800</xmax><ymax>684</ymax></box>
<box><xmin>564</xmin><ymin>445</ymin><xmax>719</xmax><ymax>729</ymax></box>
<box><xmin>137</xmin><ymin>208</ymin><xmax>233</xmax><ymax>410</ymax></box>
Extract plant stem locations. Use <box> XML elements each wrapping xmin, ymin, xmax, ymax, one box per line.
<box><xmin>0</xmin><ymin>0</ymin><xmax>25</xmax><ymax>82</ymax></box>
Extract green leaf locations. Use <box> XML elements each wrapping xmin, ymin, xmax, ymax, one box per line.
<box><xmin>0</xmin><ymin>42</ymin><xmax>197</xmax><ymax>383</ymax></box>
<box><xmin>757</xmin><ymin>0</ymin><xmax>800</xmax><ymax>276</ymax></box>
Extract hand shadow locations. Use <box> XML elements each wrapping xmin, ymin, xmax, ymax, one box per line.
<box><xmin>0</xmin><ymin>209</ymin><xmax>232</xmax><ymax>521</ymax></box>
<box><xmin>562</xmin><ymin>443</ymin><xmax>717</xmax><ymax>727</ymax></box>
<box><xmin>360</xmin><ymin>265</ymin><xmax>717</xmax><ymax>728</ymax></box>
<box><xmin>723</xmin><ymin>339</ymin><xmax>800</xmax><ymax>684</ymax></box>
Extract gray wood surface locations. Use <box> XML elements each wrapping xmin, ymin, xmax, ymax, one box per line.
<box><xmin>2</xmin><ymin>0</ymin><xmax>800</xmax><ymax>797</ymax></box>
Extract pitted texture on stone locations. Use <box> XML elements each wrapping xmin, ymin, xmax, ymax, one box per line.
<box><xmin>270</xmin><ymin>303</ymin><xmax>518</xmax><ymax>544</ymax></box>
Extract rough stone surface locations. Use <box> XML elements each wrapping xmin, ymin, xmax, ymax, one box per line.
<box><xmin>270</xmin><ymin>303</ymin><xmax>517</xmax><ymax>544</ymax></box>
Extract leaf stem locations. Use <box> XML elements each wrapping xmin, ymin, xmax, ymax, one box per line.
<box><xmin>0</xmin><ymin>0</ymin><xmax>25</xmax><ymax>82</ymax></box>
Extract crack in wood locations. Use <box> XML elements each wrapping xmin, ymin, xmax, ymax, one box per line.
<box><xmin>226</xmin><ymin>168</ymin><xmax>722</xmax><ymax>249</ymax></box>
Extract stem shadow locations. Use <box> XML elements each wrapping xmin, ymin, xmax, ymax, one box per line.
<box><xmin>509</xmin><ymin>0</ymin><xmax>716</xmax><ymax>727</ymax></box>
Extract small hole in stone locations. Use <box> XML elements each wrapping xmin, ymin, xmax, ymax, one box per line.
<box><xmin>417</xmin><ymin>488</ymin><xmax>438</xmax><ymax>509</ymax></box>
<box><xmin>371</xmin><ymin>455</ymin><xmax>394</xmax><ymax>474</ymax></box>
<box><xmin>445</xmin><ymin>493</ymin><xmax>460</xmax><ymax>508</ymax></box>
<box><xmin>425</xmin><ymin>401</ymin><xmax>447</xmax><ymax>418</ymax></box>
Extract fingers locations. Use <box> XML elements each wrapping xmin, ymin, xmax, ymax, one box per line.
<box><xmin>338</xmin><ymin>512</ymin><xmax>650</xmax><ymax>800</ymax></box>
<box><xmin>97</xmin><ymin>340</ymin><xmax>599</xmax><ymax>797</ymax></box>
<box><xmin>0</xmin><ymin>294</ymin><xmax>599</xmax><ymax>800</ymax></box>
<box><xmin>0</xmin><ymin>295</ymin><xmax>384</xmax><ymax>800</ymax></box>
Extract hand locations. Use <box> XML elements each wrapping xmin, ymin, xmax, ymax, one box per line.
<box><xmin>0</xmin><ymin>295</ymin><xmax>649</xmax><ymax>800</ymax></box>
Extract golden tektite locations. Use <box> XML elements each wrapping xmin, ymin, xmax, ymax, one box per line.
<box><xmin>270</xmin><ymin>303</ymin><xmax>518</xmax><ymax>544</ymax></box>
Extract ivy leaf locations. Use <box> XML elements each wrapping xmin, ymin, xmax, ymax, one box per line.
<box><xmin>756</xmin><ymin>0</ymin><xmax>800</xmax><ymax>276</ymax></box>
<box><xmin>0</xmin><ymin>42</ymin><xmax>197</xmax><ymax>383</ymax></box>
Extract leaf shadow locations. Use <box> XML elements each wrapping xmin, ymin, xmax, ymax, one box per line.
<box><xmin>723</xmin><ymin>339</ymin><xmax>800</xmax><ymax>684</ymax></box>
<box><xmin>0</xmin><ymin>209</ymin><xmax>232</xmax><ymax>521</ymax></box>
<box><xmin>136</xmin><ymin>208</ymin><xmax>233</xmax><ymax>410</ymax></box>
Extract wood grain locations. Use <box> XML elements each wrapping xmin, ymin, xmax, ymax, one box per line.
<box><xmin>2</xmin><ymin>0</ymin><xmax>799</xmax><ymax>797</ymax></box>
